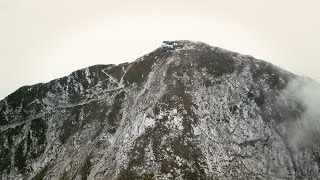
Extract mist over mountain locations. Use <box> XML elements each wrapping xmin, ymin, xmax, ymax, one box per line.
<box><xmin>1</xmin><ymin>40</ymin><xmax>320</xmax><ymax>179</ymax></box>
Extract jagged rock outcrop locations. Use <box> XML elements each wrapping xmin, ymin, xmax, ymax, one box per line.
<box><xmin>1</xmin><ymin>40</ymin><xmax>320</xmax><ymax>179</ymax></box>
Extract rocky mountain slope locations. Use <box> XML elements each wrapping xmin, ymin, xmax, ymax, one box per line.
<box><xmin>1</xmin><ymin>40</ymin><xmax>320</xmax><ymax>179</ymax></box>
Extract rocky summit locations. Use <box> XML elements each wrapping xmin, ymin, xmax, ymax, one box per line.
<box><xmin>1</xmin><ymin>40</ymin><xmax>320</xmax><ymax>180</ymax></box>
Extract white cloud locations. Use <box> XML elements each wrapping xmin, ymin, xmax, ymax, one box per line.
<box><xmin>282</xmin><ymin>77</ymin><xmax>320</xmax><ymax>147</ymax></box>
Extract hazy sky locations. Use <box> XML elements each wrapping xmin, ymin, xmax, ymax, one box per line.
<box><xmin>1</xmin><ymin>0</ymin><xmax>319</xmax><ymax>100</ymax></box>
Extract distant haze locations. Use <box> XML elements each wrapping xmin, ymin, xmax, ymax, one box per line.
<box><xmin>1</xmin><ymin>0</ymin><xmax>319</xmax><ymax>100</ymax></box>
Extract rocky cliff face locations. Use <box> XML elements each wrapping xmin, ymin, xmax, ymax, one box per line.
<box><xmin>1</xmin><ymin>40</ymin><xmax>320</xmax><ymax>180</ymax></box>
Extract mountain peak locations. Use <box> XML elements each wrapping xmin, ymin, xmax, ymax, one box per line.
<box><xmin>0</xmin><ymin>41</ymin><xmax>319</xmax><ymax>179</ymax></box>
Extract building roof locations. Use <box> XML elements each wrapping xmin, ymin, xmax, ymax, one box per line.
<box><xmin>162</xmin><ymin>41</ymin><xmax>174</xmax><ymax>45</ymax></box>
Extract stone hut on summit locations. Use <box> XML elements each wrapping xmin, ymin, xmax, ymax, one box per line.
<box><xmin>161</xmin><ymin>41</ymin><xmax>175</xmax><ymax>51</ymax></box>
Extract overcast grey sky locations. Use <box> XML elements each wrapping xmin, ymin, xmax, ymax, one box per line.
<box><xmin>1</xmin><ymin>0</ymin><xmax>319</xmax><ymax>100</ymax></box>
